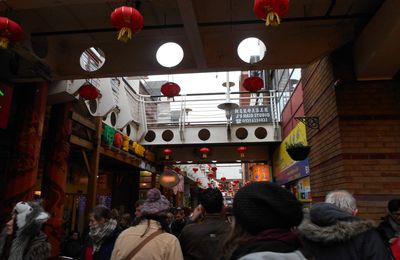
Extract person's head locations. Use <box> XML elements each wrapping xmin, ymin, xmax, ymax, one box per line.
<box><xmin>9</xmin><ymin>201</ymin><xmax>49</xmax><ymax>235</ymax></box>
<box><xmin>325</xmin><ymin>190</ymin><xmax>358</xmax><ymax>215</ymax></box>
<box><xmin>199</xmin><ymin>188</ymin><xmax>224</xmax><ymax>214</ymax></box>
<box><xmin>71</xmin><ymin>231</ymin><xmax>79</xmax><ymax>240</ymax></box>
<box><xmin>89</xmin><ymin>206</ymin><xmax>112</xmax><ymax>228</ymax></box>
<box><xmin>232</xmin><ymin>182</ymin><xmax>303</xmax><ymax>235</ymax></box>
<box><xmin>388</xmin><ymin>199</ymin><xmax>400</xmax><ymax>224</ymax></box>
<box><xmin>166</xmin><ymin>212</ymin><xmax>174</xmax><ymax>225</ymax></box>
<box><xmin>120</xmin><ymin>213</ymin><xmax>132</xmax><ymax>228</ymax></box>
<box><xmin>141</xmin><ymin>188</ymin><xmax>170</xmax><ymax>218</ymax></box>
<box><xmin>134</xmin><ymin>199</ymin><xmax>145</xmax><ymax>218</ymax></box>
<box><xmin>174</xmin><ymin>207</ymin><xmax>185</xmax><ymax>222</ymax></box>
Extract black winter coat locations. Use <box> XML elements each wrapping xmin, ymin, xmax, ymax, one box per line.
<box><xmin>81</xmin><ymin>226</ymin><xmax>122</xmax><ymax>260</ymax></box>
<box><xmin>299</xmin><ymin>202</ymin><xmax>391</xmax><ymax>260</ymax></box>
<box><xmin>179</xmin><ymin>214</ymin><xmax>231</xmax><ymax>260</ymax></box>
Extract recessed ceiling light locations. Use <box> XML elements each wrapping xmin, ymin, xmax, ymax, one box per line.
<box><xmin>212</xmin><ymin>160</ymin><xmax>217</xmax><ymax>163</ymax></box>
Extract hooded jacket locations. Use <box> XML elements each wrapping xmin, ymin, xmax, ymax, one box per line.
<box><xmin>298</xmin><ymin>202</ymin><xmax>391</xmax><ymax>260</ymax></box>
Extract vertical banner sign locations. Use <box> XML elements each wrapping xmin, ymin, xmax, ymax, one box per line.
<box><xmin>272</xmin><ymin>123</ymin><xmax>310</xmax><ymax>184</ymax></box>
<box><xmin>0</xmin><ymin>84</ymin><xmax>13</xmax><ymax>129</ymax></box>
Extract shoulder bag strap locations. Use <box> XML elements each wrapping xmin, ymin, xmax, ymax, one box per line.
<box><xmin>124</xmin><ymin>230</ymin><xmax>163</xmax><ymax>259</ymax></box>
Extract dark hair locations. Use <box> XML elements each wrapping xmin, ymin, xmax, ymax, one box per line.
<box><xmin>135</xmin><ymin>199</ymin><xmax>145</xmax><ymax>208</ymax></box>
<box><xmin>221</xmin><ymin>220</ymin><xmax>254</xmax><ymax>260</ymax></box>
<box><xmin>388</xmin><ymin>199</ymin><xmax>400</xmax><ymax>212</ymax></box>
<box><xmin>141</xmin><ymin>216</ymin><xmax>170</xmax><ymax>236</ymax></box>
<box><xmin>91</xmin><ymin>206</ymin><xmax>112</xmax><ymax>221</ymax></box>
<box><xmin>200</xmin><ymin>188</ymin><xmax>223</xmax><ymax>214</ymax></box>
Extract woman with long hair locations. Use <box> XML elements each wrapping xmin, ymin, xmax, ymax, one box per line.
<box><xmin>0</xmin><ymin>201</ymin><xmax>51</xmax><ymax>260</ymax></box>
<box><xmin>221</xmin><ymin>182</ymin><xmax>307</xmax><ymax>260</ymax></box>
<box><xmin>111</xmin><ymin>188</ymin><xmax>183</xmax><ymax>259</ymax></box>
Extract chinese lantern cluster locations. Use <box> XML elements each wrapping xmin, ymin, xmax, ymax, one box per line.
<box><xmin>253</xmin><ymin>0</ymin><xmax>289</xmax><ymax>26</ymax></box>
<box><xmin>161</xmin><ymin>82</ymin><xmax>181</xmax><ymax>98</ymax></box>
<box><xmin>110</xmin><ymin>6</ymin><xmax>143</xmax><ymax>43</ymax></box>
<box><xmin>0</xmin><ymin>17</ymin><xmax>23</xmax><ymax>49</ymax></box>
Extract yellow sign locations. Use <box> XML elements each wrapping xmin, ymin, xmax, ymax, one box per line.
<box><xmin>273</xmin><ymin>122</ymin><xmax>309</xmax><ymax>184</ymax></box>
<box><xmin>252</xmin><ymin>165</ymin><xmax>271</xmax><ymax>182</ymax></box>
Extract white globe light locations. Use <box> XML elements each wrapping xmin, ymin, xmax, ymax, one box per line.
<box><xmin>156</xmin><ymin>42</ymin><xmax>184</xmax><ymax>68</ymax></box>
<box><xmin>237</xmin><ymin>37</ymin><xmax>266</xmax><ymax>64</ymax></box>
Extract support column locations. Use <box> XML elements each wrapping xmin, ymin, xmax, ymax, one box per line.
<box><xmin>41</xmin><ymin>103</ymin><xmax>72</xmax><ymax>257</ymax></box>
<box><xmin>2</xmin><ymin>82</ymin><xmax>48</xmax><ymax>222</ymax></box>
<box><xmin>85</xmin><ymin>117</ymin><xmax>102</xmax><ymax>220</ymax></box>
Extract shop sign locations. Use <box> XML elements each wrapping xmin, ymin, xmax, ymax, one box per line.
<box><xmin>232</xmin><ymin>106</ymin><xmax>272</xmax><ymax>124</ymax></box>
<box><xmin>251</xmin><ymin>165</ymin><xmax>272</xmax><ymax>182</ymax></box>
<box><xmin>273</xmin><ymin>122</ymin><xmax>310</xmax><ymax>184</ymax></box>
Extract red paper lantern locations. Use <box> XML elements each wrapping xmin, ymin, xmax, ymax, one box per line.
<box><xmin>199</xmin><ymin>147</ymin><xmax>210</xmax><ymax>158</ymax></box>
<box><xmin>78</xmin><ymin>83</ymin><xmax>100</xmax><ymax>100</ymax></box>
<box><xmin>0</xmin><ymin>17</ymin><xmax>23</xmax><ymax>49</ymax></box>
<box><xmin>114</xmin><ymin>132</ymin><xmax>123</xmax><ymax>148</ymax></box>
<box><xmin>196</xmin><ymin>180</ymin><xmax>202</xmax><ymax>186</ymax></box>
<box><xmin>234</xmin><ymin>180</ymin><xmax>240</xmax><ymax>184</ymax></box>
<box><xmin>161</xmin><ymin>82</ymin><xmax>181</xmax><ymax>98</ymax></box>
<box><xmin>211</xmin><ymin>166</ymin><xmax>217</xmax><ymax>172</ymax></box>
<box><xmin>221</xmin><ymin>177</ymin><xmax>227</xmax><ymax>182</ymax></box>
<box><xmin>174</xmin><ymin>167</ymin><xmax>181</xmax><ymax>173</ymax></box>
<box><xmin>243</xmin><ymin>76</ymin><xmax>264</xmax><ymax>92</ymax></box>
<box><xmin>192</xmin><ymin>167</ymin><xmax>199</xmax><ymax>173</ymax></box>
<box><xmin>110</xmin><ymin>6</ymin><xmax>143</xmax><ymax>43</ymax></box>
<box><xmin>237</xmin><ymin>146</ymin><xmax>247</xmax><ymax>158</ymax></box>
<box><xmin>207</xmin><ymin>173</ymin><xmax>214</xmax><ymax>178</ymax></box>
<box><xmin>163</xmin><ymin>148</ymin><xmax>172</xmax><ymax>160</ymax></box>
<box><xmin>207</xmin><ymin>182</ymin><xmax>212</xmax><ymax>187</ymax></box>
<box><xmin>253</xmin><ymin>0</ymin><xmax>289</xmax><ymax>26</ymax></box>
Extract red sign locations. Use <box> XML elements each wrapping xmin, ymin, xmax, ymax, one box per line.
<box><xmin>0</xmin><ymin>84</ymin><xmax>13</xmax><ymax>129</ymax></box>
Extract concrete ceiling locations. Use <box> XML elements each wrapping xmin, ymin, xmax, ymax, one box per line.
<box><xmin>0</xmin><ymin>0</ymin><xmax>396</xmax><ymax>82</ymax></box>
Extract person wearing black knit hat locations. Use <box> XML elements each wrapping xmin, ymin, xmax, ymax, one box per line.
<box><xmin>221</xmin><ymin>182</ymin><xmax>307</xmax><ymax>260</ymax></box>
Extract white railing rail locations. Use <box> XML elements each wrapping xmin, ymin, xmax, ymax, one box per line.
<box><xmin>137</xmin><ymin>91</ymin><xmax>279</xmax><ymax>127</ymax></box>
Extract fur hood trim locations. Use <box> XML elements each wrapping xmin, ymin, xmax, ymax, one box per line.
<box><xmin>299</xmin><ymin>218</ymin><xmax>375</xmax><ymax>244</ymax></box>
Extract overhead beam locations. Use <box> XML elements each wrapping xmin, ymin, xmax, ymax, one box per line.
<box><xmin>176</xmin><ymin>0</ymin><xmax>207</xmax><ymax>69</ymax></box>
<box><xmin>354</xmin><ymin>0</ymin><xmax>400</xmax><ymax>80</ymax></box>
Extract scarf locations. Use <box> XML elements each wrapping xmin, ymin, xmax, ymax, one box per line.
<box><xmin>254</xmin><ymin>228</ymin><xmax>301</xmax><ymax>246</ymax></box>
<box><xmin>89</xmin><ymin>219</ymin><xmax>117</xmax><ymax>253</ymax></box>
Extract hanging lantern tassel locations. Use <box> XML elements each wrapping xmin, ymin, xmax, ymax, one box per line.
<box><xmin>237</xmin><ymin>146</ymin><xmax>247</xmax><ymax>158</ymax></box>
<box><xmin>117</xmin><ymin>27</ymin><xmax>132</xmax><ymax>43</ymax></box>
<box><xmin>265</xmin><ymin>6</ymin><xmax>280</xmax><ymax>26</ymax></box>
<box><xmin>0</xmin><ymin>37</ymin><xmax>9</xmax><ymax>49</ymax></box>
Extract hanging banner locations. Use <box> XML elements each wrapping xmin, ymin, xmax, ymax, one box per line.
<box><xmin>273</xmin><ymin>123</ymin><xmax>310</xmax><ymax>184</ymax></box>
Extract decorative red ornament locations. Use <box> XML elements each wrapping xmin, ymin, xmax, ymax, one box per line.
<box><xmin>192</xmin><ymin>167</ymin><xmax>199</xmax><ymax>173</ymax></box>
<box><xmin>161</xmin><ymin>82</ymin><xmax>181</xmax><ymax>98</ymax></box>
<box><xmin>218</xmin><ymin>183</ymin><xmax>224</xmax><ymax>188</ymax></box>
<box><xmin>243</xmin><ymin>76</ymin><xmax>264</xmax><ymax>92</ymax></box>
<box><xmin>174</xmin><ymin>167</ymin><xmax>181</xmax><ymax>173</ymax></box>
<box><xmin>221</xmin><ymin>177</ymin><xmax>227</xmax><ymax>182</ymax></box>
<box><xmin>211</xmin><ymin>166</ymin><xmax>217</xmax><ymax>172</ymax></box>
<box><xmin>114</xmin><ymin>132</ymin><xmax>123</xmax><ymax>148</ymax></box>
<box><xmin>232</xmin><ymin>182</ymin><xmax>237</xmax><ymax>187</ymax></box>
<box><xmin>207</xmin><ymin>173</ymin><xmax>214</xmax><ymax>178</ymax></box>
<box><xmin>110</xmin><ymin>6</ymin><xmax>144</xmax><ymax>43</ymax></box>
<box><xmin>237</xmin><ymin>146</ymin><xmax>248</xmax><ymax>158</ymax></box>
<box><xmin>234</xmin><ymin>180</ymin><xmax>240</xmax><ymax>184</ymax></box>
<box><xmin>163</xmin><ymin>148</ymin><xmax>172</xmax><ymax>160</ymax></box>
<box><xmin>245</xmin><ymin>181</ymin><xmax>251</xmax><ymax>185</ymax></box>
<box><xmin>0</xmin><ymin>17</ymin><xmax>23</xmax><ymax>49</ymax></box>
<box><xmin>199</xmin><ymin>147</ymin><xmax>210</xmax><ymax>158</ymax></box>
<box><xmin>78</xmin><ymin>83</ymin><xmax>100</xmax><ymax>100</ymax></box>
<box><xmin>253</xmin><ymin>0</ymin><xmax>289</xmax><ymax>26</ymax></box>
<box><xmin>207</xmin><ymin>182</ymin><xmax>212</xmax><ymax>187</ymax></box>
<box><xmin>196</xmin><ymin>180</ymin><xmax>202</xmax><ymax>186</ymax></box>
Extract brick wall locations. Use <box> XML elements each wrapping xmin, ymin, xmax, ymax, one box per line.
<box><xmin>337</xmin><ymin>81</ymin><xmax>400</xmax><ymax>220</ymax></box>
<box><xmin>303</xmin><ymin>52</ymin><xmax>400</xmax><ymax>222</ymax></box>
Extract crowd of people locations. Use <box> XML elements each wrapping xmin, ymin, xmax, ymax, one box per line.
<box><xmin>0</xmin><ymin>182</ymin><xmax>399</xmax><ymax>259</ymax></box>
